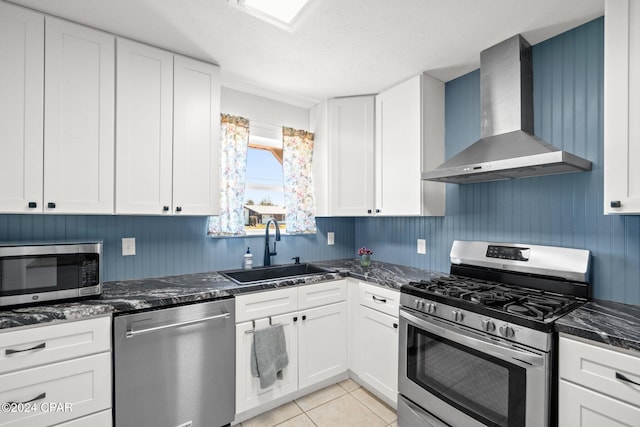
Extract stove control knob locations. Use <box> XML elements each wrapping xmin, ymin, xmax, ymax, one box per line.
<box><xmin>452</xmin><ymin>310</ymin><xmax>464</xmax><ymax>322</ymax></box>
<box><xmin>499</xmin><ymin>325</ymin><xmax>515</xmax><ymax>338</ymax></box>
<box><xmin>425</xmin><ymin>303</ymin><xmax>436</xmax><ymax>314</ymax></box>
<box><xmin>413</xmin><ymin>299</ymin><xmax>424</xmax><ymax>310</ymax></box>
<box><xmin>481</xmin><ymin>319</ymin><xmax>496</xmax><ymax>332</ymax></box>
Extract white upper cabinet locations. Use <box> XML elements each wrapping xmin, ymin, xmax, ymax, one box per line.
<box><xmin>375</xmin><ymin>74</ymin><xmax>445</xmax><ymax>216</ymax></box>
<box><xmin>0</xmin><ymin>2</ymin><xmax>44</xmax><ymax>213</ymax></box>
<box><xmin>173</xmin><ymin>55</ymin><xmax>221</xmax><ymax>216</ymax></box>
<box><xmin>316</xmin><ymin>73</ymin><xmax>445</xmax><ymax>217</ymax></box>
<box><xmin>327</xmin><ymin>96</ymin><xmax>375</xmax><ymax>216</ymax></box>
<box><xmin>116</xmin><ymin>43</ymin><xmax>220</xmax><ymax>216</ymax></box>
<box><xmin>604</xmin><ymin>0</ymin><xmax>640</xmax><ymax>214</ymax></box>
<box><xmin>116</xmin><ymin>38</ymin><xmax>174</xmax><ymax>215</ymax></box>
<box><xmin>44</xmin><ymin>17</ymin><xmax>115</xmax><ymax>214</ymax></box>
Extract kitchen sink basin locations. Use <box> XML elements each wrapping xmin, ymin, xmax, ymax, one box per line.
<box><xmin>218</xmin><ymin>263</ymin><xmax>336</xmax><ymax>285</ymax></box>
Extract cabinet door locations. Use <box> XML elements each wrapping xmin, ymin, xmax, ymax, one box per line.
<box><xmin>375</xmin><ymin>74</ymin><xmax>445</xmax><ymax>216</ymax></box>
<box><xmin>298</xmin><ymin>301</ymin><xmax>348</xmax><ymax>389</ymax></box>
<box><xmin>356</xmin><ymin>305</ymin><xmax>399</xmax><ymax>404</ymax></box>
<box><xmin>173</xmin><ymin>55</ymin><xmax>221</xmax><ymax>216</ymax></box>
<box><xmin>235</xmin><ymin>314</ymin><xmax>298</xmax><ymax>414</ymax></box>
<box><xmin>44</xmin><ymin>17</ymin><xmax>114</xmax><ymax>214</ymax></box>
<box><xmin>0</xmin><ymin>352</ymin><xmax>111</xmax><ymax>427</ymax></box>
<box><xmin>115</xmin><ymin>38</ymin><xmax>173</xmax><ymax>214</ymax></box>
<box><xmin>0</xmin><ymin>2</ymin><xmax>43</xmax><ymax>213</ymax></box>
<box><xmin>328</xmin><ymin>96</ymin><xmax>375</xmax><ymax>216</ymax></box>
<box><xmin>604</xmin><ymin>0</ymin><xmax>640</xmax><ymax>214</ymax></box>
<box><xmin>376</xmin><ymin>75</ymin><xmax>422</xmax><ymax>216</ymax></box>
<box><xmin>558</xmin><ymin>380</ymin><xmax>640</xmax><ymax>427</ymax></box>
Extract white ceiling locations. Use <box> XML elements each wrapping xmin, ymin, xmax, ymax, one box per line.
<box><xmin>9</xmin><ymin>0</ymin><xmax>604</xmax><ymax>108</ymax></box>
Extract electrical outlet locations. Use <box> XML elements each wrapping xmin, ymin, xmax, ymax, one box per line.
<box><xmin>122</xmin><ymin>237</ymin><xmax>136</xmax><ymax>256</ymax></box>
<box><xmin>327</xmin><ymin>232</ymin><xmax>335</xmax><ymax>245</ymax></box>
<box><xmin>417</xmin><ymin>239</ymin><xmax>427</xmax><ymax>254</ymax></box>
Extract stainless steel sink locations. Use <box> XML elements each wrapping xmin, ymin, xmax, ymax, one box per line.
<box><xmin>218</xmin><ymin>263</ymin><xmax>336</xmax><ymax>285</ymax></box>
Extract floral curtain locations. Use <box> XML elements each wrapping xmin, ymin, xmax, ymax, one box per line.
<box><xmin>208</xmin><ymin>114</ymin><xmax>250</xmax><ymax>236</ymax></box>
<box><xmin>282</xmin><ymin>127</ymin><xmax>317</xmax><ymax>234</ymax></box>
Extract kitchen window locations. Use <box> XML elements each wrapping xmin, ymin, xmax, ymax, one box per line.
<box><xmin>244</xmin><ymin>122</ymin><xmax>287</xmax><ymax>235</ymax></box>
<box><xmin>208</xmin><ymin>116</ymin><xmax>316</xmax><ymax>237</ymax></box>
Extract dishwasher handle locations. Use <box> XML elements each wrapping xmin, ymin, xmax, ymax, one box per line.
<box><xmin>125</xmin><ymin>312</ymin><xmax>231</xmax><ymax>338</ymax></box>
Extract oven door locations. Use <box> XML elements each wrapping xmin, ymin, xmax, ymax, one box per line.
<box><xmin>398</xmin><ymin>308</ymin><xmax>550</xmax><ymax>427</ymax></box>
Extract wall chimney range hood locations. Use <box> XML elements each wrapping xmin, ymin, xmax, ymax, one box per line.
<box><xmin>422</xmin><ymin>35</ymin><xmax>592</xmax><ymax>184</ymax></box>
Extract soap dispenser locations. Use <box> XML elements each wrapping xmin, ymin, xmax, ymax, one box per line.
<box><xmin>243</xmin><ymin>247</ymin><xmax>253</xmax><ymax>270</ymax></box>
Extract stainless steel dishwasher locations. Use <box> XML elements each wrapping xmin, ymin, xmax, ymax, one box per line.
<box><xmin>113</xmin><ymin>297</ymin><xmax>235</xmax><ymax>427</ymax></box>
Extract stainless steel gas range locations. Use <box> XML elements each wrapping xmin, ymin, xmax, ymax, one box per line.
<box><xmin>398</xmin><ymin>240</ymin><xmax>591</xmax><ymax>427</ymax></box>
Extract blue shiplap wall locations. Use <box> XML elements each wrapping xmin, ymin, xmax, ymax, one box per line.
<box><xmin>0</xmin><ymin>215</ymin><xmax>355</xmax><ymax>281</ymax></box>
<box><xmin>356</xmin><ymin>17</ymin><xmax>640</xmax><ymax>305</ymax></box>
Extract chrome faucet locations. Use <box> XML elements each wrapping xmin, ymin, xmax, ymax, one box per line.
<box><xmin>263</xmin><ymin>219</ymin><xmax>281</xmax><ymax>266</ymax></box>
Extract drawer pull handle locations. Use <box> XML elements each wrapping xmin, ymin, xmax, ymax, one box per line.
<box><xmin>372</xmin><ymin>295</ymin><xmax>387</xmax><ymax>303</ymax></box>
<box><xmin>5</xmin><ymin>342</ymin><xmax>46</xmax><ymax>355</ymax></box>
<box><xmin>7</xmin><ymin>392</ymin><xmax>46</xmax><ymax>405</ymax></box>
<box><xmin>616</xmin><ymin>372</ymin><xmax>640</xmax><ymax>387</ymax></box>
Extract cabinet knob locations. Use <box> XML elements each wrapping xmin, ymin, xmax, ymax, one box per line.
<box><xmin>610</xmin><ymin>200</ymin><xmax>622</xmax><ymax>208</ymax></box>
<box><xmin>176</xmin><ymin>206</ymin><xmax>182</xmax><ymax>212</ymax></box>
<box><xmin>393</xmin><ymin>323</ymin><xmax>398</xmax><ymax>329</ymax></box>
<box><xmin>162</xmin><ymin>206</ymin><xmax>169</xmax><ymax>212</ymax></box>
<box><xmin>302</xmin><ymin>315</ymin><xmax>307</xmax><ymax>321</ymax></box>
<box><xmin>293</xmin><ymin>316</ymin><xmax>298</xmax><ymax>322</ymax></box>
<box><xmin>367</xmin><ymin>209</ymin><xmax>372</xmax><ymax>214</ymax></box>
<box><xmin>28</xmin><ymin>202</ymin><xmax>37</xmax><ymax>208</ymax></box>
<box><xmin>47</xmin><ymin>202</ymin><xmax>56</xmax><ymax>209</ymax></box>
<box><xmin>375</xmin><ymin>209</ymin><xmax>380</xmax><ymax>213</ymax></box>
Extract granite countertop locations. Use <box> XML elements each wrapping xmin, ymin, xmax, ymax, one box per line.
<box><xmin>0</xmin><ymin>259</ymin><xmax>441</xmax><ymax>330</ymax></box>
<box><xmin>556</xmin><ymin>299</ymin><xmax>640</xmax><ymax>354</ymax></box>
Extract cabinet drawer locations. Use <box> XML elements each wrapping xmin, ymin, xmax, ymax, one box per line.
<box><xmin>0</xmin><ymin>352</ymin><xmax>111</xmax><ymax>427</ymax></box>
<box><xmin>0</xmin><ymin>317</ymin><xmax>111</xmax><ymax>375</ymax></box>
<box><xmin>235</xmin><ymin>287</ymin><xmax>298</xmax><ymax>323</ymax></box>
<box><xmin>559</xmin><ymin>379</ymin><xmax>640</xmax><ymax>426</ymax></box>
<box><xmin>54</xmin><ymin>409</ymin><xmax>111</xmax><ymax>427</ymax></box>
<box><xmin>358</xmin><ymin>282</ymin><xmax>399</xmax><ymax>317</ymax></box>
<box><xmin>298</xmin><ymin>280</ymin><xmax>347</xmax><ymax>310</ymax></box>
<box><xmin>559</xmin><ymin>335</ymin><xmax>640</xmax><ymax>406</ymax></box>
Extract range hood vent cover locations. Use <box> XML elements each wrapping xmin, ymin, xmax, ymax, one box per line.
<box><xmin>422</xmin><ymin>35</ymin><xmax>591</xmax><ymax>184</ymax></box>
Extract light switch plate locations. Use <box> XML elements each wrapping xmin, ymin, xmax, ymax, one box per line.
<box><xmin>122</xmin><ymin>237</ymin><xmax>136</xmax><ymax>256</ymax></box>
<box><xmin>327</xmin><ymin>232</ymin><xmax>335</xmax><ymax>245</ymax></box>
<box><xmin>417</xmin><ymin>239</ymin><xmax>426</xmax><ymax>254</ymax></box>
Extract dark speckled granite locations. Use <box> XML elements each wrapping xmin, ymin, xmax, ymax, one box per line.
<box><xmin>2</xmin><ymin>258</ymin><xmax>436</xmax><ymax>330</ymax></box>
<box><xmin>556</xmin><ymin>299</ymin><xmax>640</xmax><ymax>354</ymax></box>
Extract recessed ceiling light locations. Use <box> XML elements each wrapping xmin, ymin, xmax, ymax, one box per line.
<box><xmin>229</xmin><ymin>0</ymin><xmax>313</xmax><ymax>31</ymax></box>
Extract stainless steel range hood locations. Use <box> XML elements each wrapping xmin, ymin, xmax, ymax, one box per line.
<box><xmin>422</xmin><ymin>35</ymin><xmax>591</xmax><ymax>184</ymax></box>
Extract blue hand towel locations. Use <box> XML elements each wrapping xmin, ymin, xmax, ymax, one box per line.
<box><xmin>250</xmin><ymin>324</ymin><xmax>289</xmax><ymax>389</ymax></box>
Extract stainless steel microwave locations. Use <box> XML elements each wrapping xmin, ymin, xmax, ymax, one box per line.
<box><xmin>0</xmin><ymin>241</ymin><xmax>102</xmax><ymax>307</ymax></box>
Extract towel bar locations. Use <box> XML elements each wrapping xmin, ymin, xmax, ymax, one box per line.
<box><xmin>244</xmin><ymin>316</ymin><xmax>282</xmax><ymax>334</ymax></box>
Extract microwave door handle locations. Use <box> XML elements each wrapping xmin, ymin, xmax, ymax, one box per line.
<box><xmin>400</xmin><ymin>310</ymin><xmax>545</xmax><ymax>367</ymax></box>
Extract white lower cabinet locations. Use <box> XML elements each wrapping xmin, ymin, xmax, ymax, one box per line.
<box><xmin>235</xmin><ymin>281</ymin><xmax>348</xmax><ymax>416</ymax></box>
<box><xmin>352</xmin><ymin>281</ymin><xmax>399</xmax><ymax>406</ymax></box>
<box><xmin>558</xmin><ymin>334</ymin><xmax>640</xmax><ymax>426</ymax></box>
<box><xmin>0</xmin><ymin>317</ymin><xmax>112</xmax><ymax>427</ymax></box>
<box><xmin>236</xmin><ymin>312</ymin><xmax>299</xmax><ymax>413</ymax></box>
<box><xmin>298</xmin><ymin>301</ymin><xmax>348</xmax><ymax>389</ymax></box>
<box><xmin>356</xmin><ymin>305</ymin><xmax>399</xmax><ymax>404</ymax></box>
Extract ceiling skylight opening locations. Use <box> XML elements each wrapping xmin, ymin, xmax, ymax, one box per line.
<box><xmin>229</xmin><ymin>0</ymin><xmax>314</xmax><ymax>32</ymax></box>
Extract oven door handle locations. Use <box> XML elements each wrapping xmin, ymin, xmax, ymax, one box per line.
<box><xmin>400</xmin><ymin>310</ymin><xmax>545</xmax><ymax>367</ymax></box>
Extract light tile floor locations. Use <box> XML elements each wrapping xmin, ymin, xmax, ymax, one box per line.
<box><xmin>238</xmin><ymin>379</ymin><xmax>397</xmax><ymax>427</ymax></box>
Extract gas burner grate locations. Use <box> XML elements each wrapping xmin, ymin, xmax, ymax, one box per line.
<box><xmin>408</xmin><ymin>275</ymin><xmax>579</xmax><ymax>321</ymax></box>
